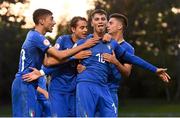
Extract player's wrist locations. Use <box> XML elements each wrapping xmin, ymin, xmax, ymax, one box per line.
<box><xmin>39</xmin><ymin>69</ymin><xmax>45</xmax><ymax>76</ymax></box>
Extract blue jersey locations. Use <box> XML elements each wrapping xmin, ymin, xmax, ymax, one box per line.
<box><xmin>37</xmin><ymin>76</ymin><xmax>47</xmax><ymax>100</ymax></box>
<box><xmin>76</xmin><ymin>34</ymin><xmax>157</xmax><ymax>86</ymax></box>
<box><xmin>15</xmin><ymin>30</ymin><xmax>51</xmax><ymax>87</ymax></box>
<box><xmin>108</xmin><ymin>41</ymin><xmax>135</xmax><ymax>91</ymax></box>
<box><xmin>47</xmin><ymin>35</ymin><xmax>78</xmax><ymax>93</ymax></box>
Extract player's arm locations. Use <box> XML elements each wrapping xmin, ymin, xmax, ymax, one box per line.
<box><xmin>113</xmin><ymin>42</ymin><xmax>170</xmax><ymax>82</ymax></box>
<box><xmin>44</xmin><ymin>38</ymin><xmax>98</xmax><ymax>65</ymax></box>
<box><xmin>37</xmin><ymin>86</ymin><xmax>49</xmax><ymax>99</ymax></box>
<box><xmin>43</xmin><ymin>50</ymin><xmax>92</xmax><ymax>66</ymax></box>
<box><xmin>102</xmin><ymin>51</ymin><xmax>132</xmax><ymax>77</ymax></box>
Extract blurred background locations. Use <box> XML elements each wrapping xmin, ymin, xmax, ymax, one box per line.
<box><xmin>0</xmin><ymin>0</ymin><xmax>179</xmax><ymax>116</ymax></box>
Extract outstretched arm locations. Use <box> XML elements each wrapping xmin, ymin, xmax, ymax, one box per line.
<box><xmin>113</xmin><ymin>42</ymin><xmax>171</xmax><ymax>83</ymax></box>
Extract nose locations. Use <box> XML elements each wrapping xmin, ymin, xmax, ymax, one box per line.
<box><xmin>53</xmin><ymin>20</ymin><xmax>56</xmax><ymax>25</ymax></box>
<box><xmin>84</xmin><ymin>28</ymin><xmax>88</xmax><ymax>32</ymax></box>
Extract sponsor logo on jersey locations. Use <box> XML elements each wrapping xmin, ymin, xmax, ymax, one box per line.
<box><xmin>43</xmin><ymin>39</ymin><xmax>50</xmax><ymax>46</ymax></box>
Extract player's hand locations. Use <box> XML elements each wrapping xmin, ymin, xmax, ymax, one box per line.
<box><xmin>74</xmin><ymin>50</ymin><xmax>92</xmax><ymax>59</ymax></box>
<box><xmin>102</xmin><ymin>33</ymin><xmax>112</xmax><ymax>42</ymax></box>
<box><xmin>77</xmin><ymin>64</ymin><xmax>86</xmax><ymax>73</ymax></box>
<box><xmin>22</xmin><ymin>67</ymin><xmax>41</xmax><ymax>82</ymax></box>
<box><xmin>102</xmin><ymin>51</ymin><xmax>118</xmax><ymax>65</ymax></box>
<box><xmin>43</xmin><ymin>90</ymin><xmax>49</xmax><ymax>99</ymax></box>
<box><xmin>156</xmin><ymin>68</ymin><xmax>171</xmax><ymax>83</ymax></box>
<box><xmin>82</xmin><ymin>38</ymin><xmax>99</xmax><ymax>48</ymax></box>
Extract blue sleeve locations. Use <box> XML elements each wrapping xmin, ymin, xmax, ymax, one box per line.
<box><xmin>54</xmin><ymin>36</ymin><xmax>64</xmax><ymax>50</ymax></box>
<box><xmin>121</xmin><ymin>52</ymin><xmax>157</xmax><ymax>73</ymax></box>
<box><xmin>38</xmin><ymin>76</ymin><xmax>47</xmax><ymax>90</ymax></box>
<box><xmin>32</xmin><ymin>33</ymin><xmax>52</xmax><ymax>53</ymax></box>
<box><xmin>126</xmin><ymin>46</ymin><xmax>134</xmax><ymax>54</ymax></box>
<box><xmin>42</xmin><ymin>66</ymin><xmax>59</xmax><ymax>75</ymax></box>
<box><xmin>111</xmin><ymin>40</ymin><xmax>126</xmax><ymax>58</ymax></box>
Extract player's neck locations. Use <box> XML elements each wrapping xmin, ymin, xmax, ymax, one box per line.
<box><xmin>71</xmin><ymin>34</ymin><xmax>78</xmax><ymax>43</ymax></box>
<box><xmin>34</xmin><ymin>26</ymin><xmax>46</xmax><ymax>35</ymax></box>
<box><xmin>112</xmin><ymin>31</ymin><xmax>124</xmax><ymax>43</ymax></box>
<box><xmin>93</xmin><ymin>32</ymin><xmax>104</xmax><ymax>40</ymax></box>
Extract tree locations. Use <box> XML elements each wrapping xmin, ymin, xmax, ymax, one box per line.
<box><xmin>0</xmin><ymin>0</ymin><xmax>28</xmax><ymax>104</ymax></box>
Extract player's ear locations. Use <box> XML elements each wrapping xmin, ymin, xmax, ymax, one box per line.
<box><xmin>39</xmin><ymin>19</ymin><xmax>44</xmax><ymax>25</ymax></box>
<box><xmin>118</xmin><ymin>23</ymin><xmax>123</xmax><ymax>30</ymax></box>
<box><xmin>71</xmin><ymin>27</ymin><xmax>75</xmax><ymax>33</ymax></box>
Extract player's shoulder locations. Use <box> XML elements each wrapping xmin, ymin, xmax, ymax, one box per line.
<box><xmin>28</xmin><ymin>29</ymin><xmax>44</xmax><ymax>39</ymax></box>
<box><xmin>123</xmin><ymin>41</ymin><xmax>134</xmax><ymax>48</ymax></box>
<box><xmin>57</xmin><ymin>34</ymin><xmax>71</xmax><ymax>41</ymax></box>
<box><xmin>109</xmin><ymin>38</ymin><xmax>118</xmax><ymax>46</ymax></box>
<box><xmin>121</xmin><ymin>40</ymin><xmax>135</xmax><ymax>53</ymax></box>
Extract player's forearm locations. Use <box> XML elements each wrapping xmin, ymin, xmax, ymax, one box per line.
<box><xmin>57</xmin><ymin>44</ymin><xmax>87</xmax><ymax>59</ymax></box>
<box><xmin>47</xmin><ymin>46</ymin><xmax>85</xmax><ymax>61</ymax></box>
<box><xmin>114</xmin><ymin>61</ymin><xmax>131</xmax><ymax>77</ymax></box>
<box><xmin>122</xmin><ymin>52</ymin><xmax>157</xmax><ymax>73</ymax></box>
<box><xmin>37</xmin><ymin>86</ymin><xmax>46</xmax><ymax>94</ymax></box>
<box><xmin>43</xmin><ymin>55</ymin><xmax>68</xmax><ymax>66</ymax></box>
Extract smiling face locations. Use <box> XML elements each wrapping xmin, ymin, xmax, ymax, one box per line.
<box><xmin>42</xmin><ymin>15</ymin><xmax>56</xmax><ymax>32</ymax></box>
<box><xmin>71</xmin><ymin>20</ymin><xmax>88</xmax><ymax>39</ymax></box>
<box><xmin>91</xmin><ymin>13</ymin><xmax>108</xmax><ymax>34</ymax></box>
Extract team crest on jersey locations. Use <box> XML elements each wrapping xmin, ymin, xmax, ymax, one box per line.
<box><xmin>43</xmin><ymin>39</ymin><xmax>50</xmax><ymax>46</ymax></box>
<box><xmin>54</xmin><ymin>43</ymin><xmax>60</xmax><ymax>49</ymax></box>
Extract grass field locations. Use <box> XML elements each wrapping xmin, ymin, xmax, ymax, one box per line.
<box><xmin>1</xmin><ymin>99</ymin><xmax>180</xmax><ymax>117</ymax></box>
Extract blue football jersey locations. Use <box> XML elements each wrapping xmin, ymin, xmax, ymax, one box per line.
<box><xmin>15</xmin><ymin>30</ymin><xmax>51</xmax><ymax>86</ymax></box>
<box><xmin>76</xmin><ymin>34</ymin><xmax>126</xmax><ymax>86</ymax></box>
<box><xmin>108</xmin><ymin>41</ymin><xmax>135</xmax><ymax>90</ymax></box>
<box><xmin>47</xmin><ymin>35</ymin><xmax>78</xmax><ymax>93</ymax></box>
<box><xmin>76</xmin><ymin>34</ymin><xmax>157</xmax><ymax>86</ymax></box>
<box><xmin>37</xmin><ymin>76</ymin><xmax>47</xmax><ymax>100</ymax></box>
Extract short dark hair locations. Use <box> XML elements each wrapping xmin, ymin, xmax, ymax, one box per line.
<box><xmin>70</xmin><ymin>16</ymin><xmax>87</xmax><ymax>28</ymax></box>
<box><xmin>33</xmin><ymin>8</ymin><xmax>53</xmax><ymax>24</ymax></box>
<box><xmin>109</xmin><ymin>13</ymin><xmax>128</xmax><ymax>29</ymax></box>
<box><xmin>90</xmin><ymin>9</ymin><xmax>107</xmax><ymax>20</ymax></box>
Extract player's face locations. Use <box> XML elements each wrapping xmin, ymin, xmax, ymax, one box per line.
<box><xmin>107</xmin><ymin>18</ymin><xmax>122</xmax><ymax>35</ymax></box>
<box><xmin>43</xmin><ymin>15</ymin><xmax>56</xmax><ymax>32</ymax></box>
<box><xmin>91</xmin><ymin>13</ymin><xmax>107</xmax><ymax>34</ymax></box>
<box><xmin>72</xmin><ymin>20</ymin><xmax>88</xmax><ymax>39</ymax></box>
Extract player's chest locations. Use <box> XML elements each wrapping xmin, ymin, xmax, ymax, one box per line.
<box><xmin>90</xmin><ymin>42</ymin><xmax>112</xmax><ymax>55</ymax></box>
<box><xmin>61</xmin><ymin>42</ymin><xmax>74</xmax><ymax>50</ymax></box>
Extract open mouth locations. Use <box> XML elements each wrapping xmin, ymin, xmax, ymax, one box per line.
<box><xmin>98</xmin><ymin>24</ymin><xmax>104</xmax><ymax>28</ymax></box>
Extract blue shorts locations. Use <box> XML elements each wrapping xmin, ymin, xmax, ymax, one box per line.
<box><xmin>11</xmin><ymin>77</ymin><xmax>39</xmax><ymax>117</ymax></box>
<box><xmin>76</xmin><ymin>82</ymin><xmax>117</xmax><ymax>117</ymax></box>
<box><xmin>110</xmin><ymin>90</ymin><xmax>118</xmax><ymax>115</ymax></box>
<box><xmin>49</xmin><ymin>90</ymin><xmax>76</xmax><ymax>117</ymax></box>
<box><xmin>37</xmin><ymin>99</ymin><xmax>51</xmax><ymax>117</ymax></box>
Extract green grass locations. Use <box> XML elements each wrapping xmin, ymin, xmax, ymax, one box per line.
<box><xmin>118</xmin><ymin>99</ymin><xmax>180</xmax><ymax>117</ymax></box>
<box><xmin>1</xmin><ymin>99</ymin><xmax>180</xmax><ymax>117</ymax></box>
